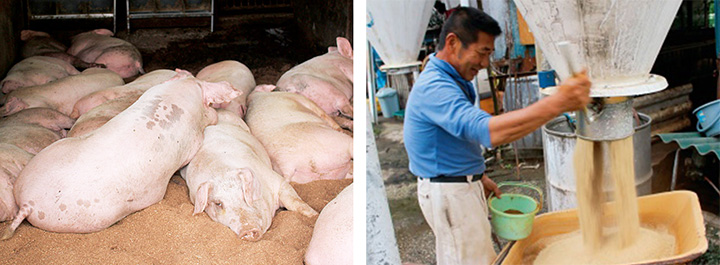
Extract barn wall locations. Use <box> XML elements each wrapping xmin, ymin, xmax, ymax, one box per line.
<box><xmin>291</xmin><ymin>0</ymin><xmax>353</xmax><ymax>52</ymax></box>
<box><xmin>0</xmin><ymin>0</ymin><xmax>23</xmax><ymax>77</ymax></box>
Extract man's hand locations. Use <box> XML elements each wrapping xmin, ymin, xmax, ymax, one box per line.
<box><xmin>554</xmin><ymin>69</ymin><xmax>591</xmax><ymax>113</ymax></box>
<box><xmin>481</xmin><ymin>175</ymin><xmax>501</xmax><ymax>199</ymax></box>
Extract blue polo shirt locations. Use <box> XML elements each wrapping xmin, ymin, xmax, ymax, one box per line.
<box><xmin>403</xmin><ymin>54</ymin><xmax>493</xmax><ymax>178</ymax></box>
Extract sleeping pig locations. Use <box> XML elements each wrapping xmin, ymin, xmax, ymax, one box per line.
<box><xmin>2</xmin><ymin>70</ymin><xmax>239</xmax><ymax>239</ymax></box>
<box><xmin>181</xmin><ymin>109</ymin><xmax>317</xmax><ymax>241</ymax></box>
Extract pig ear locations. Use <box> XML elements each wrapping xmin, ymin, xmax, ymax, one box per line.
<box><xmin>254</xmin><ymin>84</ymin><xmax>276</xmax><ymax>92</ymax></box>
<box><xmin>93</xmin><ymin>29</ymin><xmax>114</xmax><ymax>36</ymax></box>
<box><xmin>137</xmin><ymin>62</ymin><xmax>145</xmax><ymax>74</ymax></box>
<box><xmin>199</xmin><ymin>80</ymin><xmax>241</xmax><ymax>106</ymax></box>
<box><xmin>193</xmin><ymin>182</ymin><xmax>211</xmax><ymax>215</ymax></box>
<box><xmin>336</xmin><ymin>37</ymin><xmax>353</xmax><ymax>59</ymax></box>
<box><xmin>238</xmin><ymin>168</ymin><xmax>261</xmax><ymax>205</ymax></box>
<box><xmin>165</xmin><ymin>69</ymin><xmax>193</xmax><ymax>83</ymax></box>
<box><xmin>174</xmin><ymin>69</ymin><xmax>193</xmax><ymax>78</ymax></box>
<box><xmin>328</xmin><ymin>46</ymin><xmax>338</xmax><ymax>53</ymax></box>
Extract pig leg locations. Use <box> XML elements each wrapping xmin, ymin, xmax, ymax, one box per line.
<box><xmin>286</xmin><ymin>93</ymin><xmax>346</xmax><ymax>133</ymax></box>
<box><xmin>41</xmin><ymin>52</ymin><xmax>105</xmax><ymax>70</ymax></box>
<box><xmin>1</xmin><ymin>204</ymin><xmax>31</xmax><ymax>240</ymax></box>
<box><xmin>332</xmin><ymin>116</ymin><xmax>353</xmax><ymax>132</ymax></box>
<box><xmin>278</xmin><ymin>181</ymin><xmax>318</xmax><ymax>217</ymax></box>
<box><xmin>0</xmin><ymin>175</ymin><xmax>15</xmax><ymax>221</ymax></box>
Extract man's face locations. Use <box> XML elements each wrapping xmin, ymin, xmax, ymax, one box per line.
<box><xmin>448</xmin><ymin>31</ymin><xmax>496</xmax><ymax>81</ymax></box>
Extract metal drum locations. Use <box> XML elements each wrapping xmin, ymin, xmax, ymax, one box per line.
<box><xmin>542</xmin><ymin>113</ymin><xmax>652</xmax><ymax>211</ymax></box>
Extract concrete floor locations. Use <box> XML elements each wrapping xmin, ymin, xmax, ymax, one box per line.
<box><xmin>373</xmin><ymin>117</ymin><xmax>720</xmax><ymax>265</ymax></box>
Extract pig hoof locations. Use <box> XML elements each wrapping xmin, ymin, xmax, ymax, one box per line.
<box><xmin>240</xmin><ymin>229</ymin><xmax>261</xmax><ymax>241</ymax></box>
<box><xmin>1</xmin><ymin>226</ymin><xmax>14</xmax><ymax>241</ymax></box>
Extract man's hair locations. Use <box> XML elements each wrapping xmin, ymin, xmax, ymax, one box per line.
<box><xmin>437</xmin><ymin>7</ymin><xmax>502</xmax><ymax>50</ymax></box>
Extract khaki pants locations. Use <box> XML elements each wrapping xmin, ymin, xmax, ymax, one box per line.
<box><xmin>417</xmin><ymin>177</ymin><xmax>497</xmax><ymax>265</ymax></box>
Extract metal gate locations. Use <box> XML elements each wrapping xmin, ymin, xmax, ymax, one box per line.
<box><xmin>27</xmin><ymin>0</ymin><xmax>117</xmax><ymax>32</ymax></box>
<box><xmin>219</xmin><ymin>0</ymin><xmax>291</xmax><ymax>11</ymax></box>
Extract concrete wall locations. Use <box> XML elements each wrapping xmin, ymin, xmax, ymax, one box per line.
<box><xmin>0</xmin><ymin>0</ymin><xmax>23</xmax><ymax>77</ymax></box>
<box><xmin>291</xmin><ymin>0</ymin><xmax>353</xmax><ymax>52</ymax></box>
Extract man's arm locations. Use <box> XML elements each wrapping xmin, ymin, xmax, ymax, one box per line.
<box><xmin>488</xmin><ymin>72</ymin><xmax>591</xmax><ymax>147</ymax></box>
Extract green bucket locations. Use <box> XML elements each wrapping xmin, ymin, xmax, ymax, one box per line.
<box><xmin>488</xmin><ymin>182</ymin><xmax>543</xmax><ymax>241</ymax></box>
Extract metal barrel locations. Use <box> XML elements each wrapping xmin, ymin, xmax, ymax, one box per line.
<box><xmin>542</xmin><ymin>113</ymin><xmax>652</xmax><ymax>211</ymax></box>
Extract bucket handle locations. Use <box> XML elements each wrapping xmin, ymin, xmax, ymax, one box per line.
<box><xmin>490</xmin><ymin>181</ymin><xmax>544</xmax><ymax>210</ymax></box>
<box><xmin>697</xmin><ymin>111</ymin><xmax>720</xmax><ymax>133</ymax></box>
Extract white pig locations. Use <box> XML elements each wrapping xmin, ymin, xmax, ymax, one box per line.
<box><xmin>0</xmin><ymin>68</ymin><xmax>124</xmax><ymax>117</ymax></box>
<box><xmin>0</xmin><ymin>124</ymin><xmax>62</xmax><ymax>155</ymax></box>
<box><xmin>181</xmin><ymin>109</ymin><xmax>317</xmax><ymax>241</ymax></box>
<box><xmin>21</xmin><ymin>30</ymin><xmax>104</xmax><ymax>70</ymax></box>
<box><xmin>245</xmin><ymin>90</ymin><xmax>352</xmax><ymax>184</ymax></box>
<box><xmin>305</xmin><ymin>183</ymin><xmax>353</xmax><ymax>265</ymax></box>
<box><xmin>1</xmin><ymin>70</ymin><xmax>239</xmax><ymax>239</ymax></box>
<box><xmin>274</xmin><ymin>37</ymin><xmax>353</xmax><ymax>130</ymax></box>
<box><xmin>70</xmin><ymin>69</ymin><xmax>176</xmax><ymax>118</ymax></box>
<box><xmin>0</xmin><ymin>108</ymin><xmax>75</xmax><ymax>136</ymax></box>
<box><xmin>0</xmin><ymin>144</ymin><xmax>34</xmax><ymax>221</ymax></box>
<box><xmin>0</xmin><ymin>56</ymin><xmax>81</xmax><ymax>94</ymax></box>
<box><xmin>67</xmin><ymin>92</ymin><xmax>143</xmax><ymax>137</ymax></box>
<box><xmin>196</xmin><ymin>61</ymin><xmax>256</xmax><ymax>118</ymax></box>
<box><xmin>67</xmin><ymin>29</ymin><xmax>144</xmax><ymax>78</ymax></box>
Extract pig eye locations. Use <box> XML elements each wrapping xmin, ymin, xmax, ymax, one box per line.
<box><xmin>214</xmin><ymin>202</ymin><xmax>223</xmax><ymax>208</ymax></box>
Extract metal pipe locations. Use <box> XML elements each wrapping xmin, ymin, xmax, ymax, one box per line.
<box><xmin>210</xmin><ymin>0</ymin><xmax>214</xmax><ymax>32</ymax></box>
<box><xmin>366</xmin><ymin>112</ymin><xmax>402</xmax><ymax>264</ymax></box>
<box><xmin>126</xmin><ymin>0</ymin><xmax>130</xmax><ymax>32</ymax></box>
<box><xmin>30</xmin><ymin>14</ymin><xmax>114</xmax><ymax>19</ymax></box>
<box><xmin>670</xmin><ymin>149</ymin><xmax>681</xmax><ymax>191</ymax></box>
<box><xmin>368</xmin><ymin>42</ymin><xmax>378</xmax><ymax>124</ymax></box>
<box><xmin>113</xmin><ymin>0</ymin><xmax>117</xmax><ymax>33</ymax></box>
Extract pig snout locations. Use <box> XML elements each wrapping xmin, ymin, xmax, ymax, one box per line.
<box><xmin>238</xmin><ymin>226</ymin><xmax>262</xmax><ymax>241</ymax></box>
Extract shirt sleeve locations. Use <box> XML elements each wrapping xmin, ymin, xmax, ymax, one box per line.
<box><xmin>419</xmin><ymin>80</ymin><xmax>493</xmax><ymax>148</ymax></box>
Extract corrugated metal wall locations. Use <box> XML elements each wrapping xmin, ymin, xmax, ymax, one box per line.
<box><xmin>503</xmin><ymin>76</ymin><xmax>543</xmax><ymax>150</ymax></box>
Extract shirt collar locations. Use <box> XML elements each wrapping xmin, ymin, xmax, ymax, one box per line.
<box><xmin>429</xmin><ymin>54</ymin><xmax>463</xmax><ymax>80</ymax></box>
<box><xmin>428</xmin><ymin>53</ymin><xmax>475</xmax><ymax>99</ymax></box>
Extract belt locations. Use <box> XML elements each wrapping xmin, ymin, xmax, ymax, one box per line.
<box><xmin>419</xmin><ymin>174</ymin><xmax>483</xmax><ymax>183</ymax></box>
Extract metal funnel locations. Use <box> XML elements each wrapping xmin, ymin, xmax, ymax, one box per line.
<box><xmin>514</xmin><ymin>0</ymin><xmax>682</xmax><ymax>97</ymax></box>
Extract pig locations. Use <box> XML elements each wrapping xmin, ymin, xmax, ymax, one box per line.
<box><xmin>244</xmin><ymin>91</ymin><xmax>353</xmax><ymax>184</ymax></box>
<box><xmin>67</xmin><ymin>29</ymin><xmax>144</xmax><ymax>78</ymax></box>
<box><xmin>0</xmin><ymin>124</ymin><xmax>62</xmax><ymax>155</ymax></box>
<box><xmin>304</xmin><ymin>183</ymin><xmax>353</xmax><ymax>265</ymax></box>
<box><xmin>0</xmin><ymin>68</ymin><xmax>124</xmax><ymax>117</ymax></box>
<box><xmin>196</xmin><ymin>61</ymin><xmax>256</xmax><ymax>118</ymax></box>
<box><xmin>181</xmin><ymin>109</ymin><xmax>317</xmax><ymax>241</ymax></box>
<box><xmin>20</xmin><ymin>30</ymin><xmax>67</xmax><ymax>57</ymax></box>
<box><xmin>1</xmin><ymin>69</ymin><xmax>239</xmax><ymax>239</ymax></box>
<box><xmin>67</xmin><ymin>93</ymin><xmax>142</xmax><ymax>137</ymax></box>
<box><xmin>274</xmin><ymin>37</ymin><xmax>353</xmax><ymax>130</ymax></box>
<box><xmin>21</xmin><ymin>30</ymin><xmax>104</xmax><ymax>70</ymax></box>
<box><xmin>70</xmin><ymin>69</ymin><xmax>176</xmax><ymax>118</ymax></box>
<box><xmin>0</xmin><ymin>56</ymin><xmax>80</xmax><ymax>94</ymax></box>
<box><xmin>0</xmin><ymin>108</ymin><xmax>75</xmax><ymax>136</ymax></box>
<box><xmin>0</xmin><ymin>144</ymin><xmax>34</xmax><ymax>221</ymax></box>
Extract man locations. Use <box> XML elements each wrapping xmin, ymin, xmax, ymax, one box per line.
<box><xmin>403</xmin><ymin>7</ymin><xmax>591</xmax><ymax>265</ymax></box>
